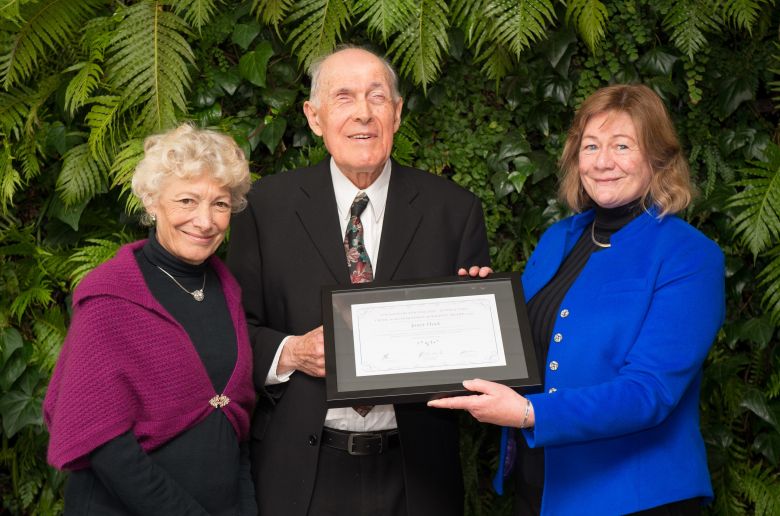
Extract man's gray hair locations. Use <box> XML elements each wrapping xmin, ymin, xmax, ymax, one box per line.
<box><xmin>307</xmin><ymin>44</ymin><xmax>401</xmax><ymax>105</ymax></box>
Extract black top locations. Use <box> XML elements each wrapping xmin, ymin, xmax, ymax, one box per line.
<box><xmin>63</xmin><ymin>231</ymin><xmax>256</xmax><ymax>516</ymax></box>
<box><xmin>516</xmin><ymin>201</ymin><xmax>642</xmax><ymax>506</ymax></box>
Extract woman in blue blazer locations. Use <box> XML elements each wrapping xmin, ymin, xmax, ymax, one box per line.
<box><xmin>430</xmin><ymin>84</ymin><xmax>725</xmax><ymax>515</ymax></box>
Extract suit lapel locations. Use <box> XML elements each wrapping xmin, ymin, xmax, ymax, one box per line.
<box><xmin>376</xmin><ymin>165</ymin><xmax>422</xmax><ymax>281</ymax></box>
<box><xmin>295</xmin><ymin>161</ymin><xmax>350</xmax><ymax>284</ymax></box>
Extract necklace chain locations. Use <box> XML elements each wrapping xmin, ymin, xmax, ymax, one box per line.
<box><xmin>590</xmin><ymin>222</ymin><xmax>611</xmax><ymax>249</ymax></box>
<box><xmin>156</xmin><ymin>266</ymin><xmax>206</xmax><ymax>301</ymax></box>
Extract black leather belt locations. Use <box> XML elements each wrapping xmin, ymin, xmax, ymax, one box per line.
<box><xmin>321</xmin><ymin>427</ymin><xmax>400</xmax><ymax>456</ymax></box>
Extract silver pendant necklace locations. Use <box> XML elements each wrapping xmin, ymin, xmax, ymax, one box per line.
<box><xmin>590</xmin><ymin>222</ymin><xmax>611</xmax><ymax>248</ymax></box>
<box><xmin>156</xmin><ymin>266</ymin><xmax>206</xmax><ymax>301</ymax></box>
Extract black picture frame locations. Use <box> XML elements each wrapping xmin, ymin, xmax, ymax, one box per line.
<box><xmin>322</xmin><ymin>272</ymin><xmax>541</xmax><ymax>407</ymax></box>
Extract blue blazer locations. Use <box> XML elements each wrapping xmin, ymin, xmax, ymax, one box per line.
<box><xmin>517</xmin><ymin>209</ymin><xmax>724</xmax><ymax>515</ymax></box>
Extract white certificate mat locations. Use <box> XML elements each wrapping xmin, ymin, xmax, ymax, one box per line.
<box><xmin>351</xmin><ymin>294</ymin><xmax>506</xmax><ymax>376</ymax></box>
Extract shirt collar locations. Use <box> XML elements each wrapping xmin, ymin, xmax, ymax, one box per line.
<box><xmin>330</xmin><ymin>157</ymin><xmax>391</xmax><ymax>224</ymax></box>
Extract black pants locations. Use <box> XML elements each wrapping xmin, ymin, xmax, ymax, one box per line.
<box><xmin>307</xmin><ymin>441</ymin><xmax>407</xmax><ymax>516</ymax></box>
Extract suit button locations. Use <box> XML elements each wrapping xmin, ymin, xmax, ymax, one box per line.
<box><xmin>548</xmin><ymin>387</ymin><xmax>557</xmax><ymax>393</ymax></box>
<box><xmin>308</xmin><ymin>434</ymin><xmax>318</xmax><ymax>446</ymax></box>
<box><xmin>560</xmin><ymin>309</ymin><xmax>569</xmax><ymax>318</ymax></box>
<box><xmin>553</xmin><ymin>333</ymin><xmax>563</xmax><ymax>343</ymax></box>
<box><xmin>549</xmin><ymin>360</ymin><xmax>559</xmax><ymax>371</ymax></box>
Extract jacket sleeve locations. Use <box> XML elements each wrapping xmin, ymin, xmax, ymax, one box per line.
<box><xmin>90</xmin><ymin>431</ymin><xmax>209</xmax><ymax>516</ymax></box>
<box><xmin>455</xmin><ymin>193</ymin><xmax>491</xmax><ymax>268</ymax></box>
<box><xmin>523</xmin><ymin>237</ymin><xmax>725</xmax><ymax>448</ymax></box>
<box><xmin>227</xmin><ymin>195</ymin><xmax>289</xmax><ymax>394</ymax></box>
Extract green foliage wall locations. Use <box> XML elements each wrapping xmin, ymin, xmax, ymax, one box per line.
<box><xmin>1</xmin><ymin>1</ymin><xmax>779</xmax><ymax>514</ymax></box>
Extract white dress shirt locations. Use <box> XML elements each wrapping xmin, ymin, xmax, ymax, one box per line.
<box><xmin>265</xmin><ymin>158</ymin><xmax>397</xmax><ymax>431</ymax></box>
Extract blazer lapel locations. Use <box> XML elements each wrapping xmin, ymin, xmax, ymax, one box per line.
<box><xmin>376</xmin><ymin>165</ymin><xmax>422</xmax><ymax>281</ymax></box>
<box><xmin>295</xmin><ymin>161</ymin><xmax>350</xmax><ymax>284</ymax></box>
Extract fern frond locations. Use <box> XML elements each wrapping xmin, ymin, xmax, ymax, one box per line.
<box><xmin>10</xmin><ymin>282</ymin><xmax>52</xmax><ymax>320</ymax></box>
<box><xmin>110</xmin><ymin>137</ymin><xmax>146</xmax><ymax>215</ymax></box>
<box><xmin>740</xmin><ymin>463</ymin><xmax>780</xmax><ymax>516</ymax></box>
<box><xmin>106</xmin><ymin>1</ymin><xmax>194</xmax><ymax>132</ymax></box>
<box><xmin>85</xmin><ymin>95</ymin><xmax>122</xmax><ymax>165</ymax></box>
<box><xmin>757</xmin><ymin>246</ymin><xmax>780</xmax><ymax>324</ymax></box>
<box><xmin>0</xmin><ymin>1</ymin><xmax>22</xmax><ymax>22</ymax></box>
<box><xmin>0</xmin><ymin>140</ymin><xmax>20</xmax><ymax>212</ymax></box>
<box><xmin>172</xmin><ymin>0</ymin><xmax>221</xmax><ymax>31</ymax></box>
<box><xmin>56</xmin><ymin>143</ymin><xmax>106</xmax><ymax>207</ymax></box>
<box><xmin>473</xmin><ymin>40</ymin><xmax>513</xmax><ymax>82</ymax></box>
<box><xmin>31</xmin><ymin>307</ymin><xmax>65</xmax><ymax>371</ymax></box>
<box><xmin>391</xmin><ymin>116</ymin><xmax>419</xmax><ymax>166</ymax></box>
<box><xmin>721</xmin><ymin>0</ymin><xmax>767</xmax><ymax>32</ymax></box>
<box><xmin>354</xmin><ymin>0</ymin><xmax>416</xmax><ymax>43</ymax></box>
<box><xmin>728</xmin><ymin>143</ymin><xmax>780</xmax><ymax>256</ymax></box>
<box><xmin>565</xmin><ymin>0</ymin><xmax>609</xmax><ymax>53</ymax></box>
<box><xmin>0</xmin><ymin>84</ymin><xmax>30</xmax><ymax>139</ymax></box>
<box><xmin>252</xmin><ymin>0</ymin><xmax>295</xmax><ymax>27</ymax></box>
<box><xmin>662</xmin><ymin>0</ymin><xmax>722</xmax><ymax>59</ymax></box>
<box><xmin>23</xmin><ymin>72</ymin><xmax>59</xmax><ymax>137</ymax></box>
<box><xmin>386</xmin><ymin>0</ymin><xmax>449</xmax><ymax>92</ymax></box>
<box><xmin>0</xmin><ymin>0</ymin><xmax>103</xmax><ymax>90</ymax></box>
<box><xmin>286</xmin><ymin>0</ymin><xmax>351</xmax><ymax>69</ymax></box>
<box><xmin>16</xmin><ymin>135</ymin><xmax>39</xmax><ymax>180</ymax></box>
<box><xmin>770</xmin><ymin>42</ymin><xmax>780</xmax><ymax>108</ymax></box>
<box><xmin>69</xmin><ymin>237</ymin><xmax>122</xmax><ymax>286</ymax></box>
<box><xmin>64</xmin><ymin>61</ymin><xmax>102</xmax><ymax>115</ymax></box>
<box><xmin>483</xmin><ymin>0</ymin><xmax>556</xmax><ymax>57</ymax></box>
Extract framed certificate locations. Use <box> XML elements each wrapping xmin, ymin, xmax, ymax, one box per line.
<box><xmin>322</xmin><ymin>272</ymin><xmax>540</xmax><ymax>407</ymax></box>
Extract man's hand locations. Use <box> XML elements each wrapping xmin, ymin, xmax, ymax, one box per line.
<box><xmin>277</xmin><ymin>326</ymin><xmax>326</xmax><ymax>378</ymax></box>
<box><xmin>457</xmin><ymin>266</ymin><xmax>493</xmax><ymax>278</ymax></box>
<box><xmin>427</xmin><ymin>379</ymin><xmax>532</xmax><ymax>428</ymax></box>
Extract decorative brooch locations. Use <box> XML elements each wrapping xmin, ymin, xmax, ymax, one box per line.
<box><xmin>209</xmin><ymin>394</ymin><xmax>231</xmax><ymax>408</ymax></box>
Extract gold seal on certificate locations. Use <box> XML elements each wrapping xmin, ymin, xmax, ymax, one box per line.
<box><xmin>322</xmin><ymin>272</ymin><xmax>541</xmax><ymax>407</ymax></box>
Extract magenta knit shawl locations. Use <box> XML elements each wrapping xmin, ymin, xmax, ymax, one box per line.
<box><xmin>44</xmin><ymin>240</ymin><xmax>255</xmax><ymax>470</ymax></box>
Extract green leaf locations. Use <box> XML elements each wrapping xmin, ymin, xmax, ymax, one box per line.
<box><xmin>0</xmin><ymin>327</ymin><xmax>23</xmax><ymax>364</ymax></box>
<box><xmin>753</xmin><ymin>431</ymin><xmax>780</xmax><ymax>467</ymax></box>
<box><xmin>540</xmin><ymin>74</ymin><xmax>573</xmax><ymax>105</ymax></box>
<box><xmin>213</xmin><ymin>68</ymin><xmax>241</xmax><ymax>95</ymax></box>
<box><xmin>387</xmin><ymin>0</ymin><xmax>450</xmax><ymax>91</ymax></box>
<box><xmin>47</xmin><ymin>195</ymin><xmax>88</xmax><ymax>232</ymax></box>
<box><xmin>286</xmin><ymin>0</ymin><xmax>352</xmax><ymax>69</ymax></box>
<box><xmin>741</xmin><ymin>389</ymin><xmax>780</xmax><ymax>432</ymax></box>
<box><xmin>259</xmin><ymin>116</ymin><xmax>287</xmax><ymax>152</ymax></box>
<box><xmin>173</xmin><ymin>0</ymin><xmax>220</xmax><ymax>31</ymax></box>
<box><xmin>56</xmin><ymin>143</ymin><xmax>106</xmax><ymax>207</ymax></box>
<box><xmin>261</xmin><ymin>88</ymin><xmax>297</xmax><ymax>111</ymax></box>
<box><xmin>69</xmin><ymin>238</ymin><xmax>123</xmax><ymax>286</ymax></box>
<box><xmin>251</xmin><ymin>0</ymin><xmax>295</xmax><ymax>27</ymax></box>
<box><xmin>507</xmin><ymin>167</ymin><xmax>532</xmax><ymax>194</ymax></box>
<box><xmin>64</xmin><ymin>61</ymin><xmax>103</xmax><ymax>116</ymax></box>
<box><xmin>0</xmin><ymin>353</ymin><xmax>26</xmax><ymax>391</ymax></box>
<box><xmin>239</xmin><ymin>41</ymin><xmax>274</xmax><ymax>87</ymax></box>
<box><xmin>717</xmin><ymin>75</ymin><xmax>755</xmax><ymax>119</ymax></box>
<box><xmin>0</xmin><ymin>141</ymin><xmax>21</xmax><ymax>213</ymax></box>
<box><xmin>662</xmin><ymin>0</ymin><xmax>722</xmax><ymax>59</ymax></box>
<box><xmin>484</xmin><ymin>0</ymin><xmax>556</xmax><ymax>57</ymax></box>
<box><xmin>542</xmin><ymin>29</ymin><xmax>578</xmax><ymax>77</ymax></box>
<box><xmin>232</xmin><ymin>22</ymin><xmax>261</xmax><ymax>50</ymax></box>
<box><xmin>565</xmin><ymin>0</ymin><xmax>608</xmax><ymax>53</ymax></box>
<box><xmin>0</xmin><ymin>387</ymin><xmax>41</xmax><ymax>437</ymax></box>
<box><xmin>45</xmin><ymin>121</ymin><xmax>67</xmax><ymax>155</ymax></box>
<box><xmin>354</xmin><ymin>0</ymin><xmax>416</xmax><ymax>42</ymax></box>
<box><xmin>637</xmin><ymin>47</ymin><xmax>678</xmax><ymax>76</ymax></box>
<box><xmin>85</xmin><ymin>95</ymin><xmax>123</xmax><ymax>165</ymax></box>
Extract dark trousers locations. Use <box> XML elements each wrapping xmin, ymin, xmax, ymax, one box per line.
<box><xmin>307</xmin><ymin>440</ymin><xmax>407</xmax><ymax>516</ymax></box>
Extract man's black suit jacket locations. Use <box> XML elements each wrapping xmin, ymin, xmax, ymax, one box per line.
<box><xmin>227</xmin><ymin>159</ymin><xmax>490</xmax><ymax>516</ymax></box>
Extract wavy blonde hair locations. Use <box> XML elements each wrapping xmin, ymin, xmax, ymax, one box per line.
<box><xmin>131</xmin><ymin>124</ymin><xmax>251</xmax><ymax>225</ymax></box>
<box><xmin>558</xmin><ymin>84</ymin><xmax>693</xmax><ymax>217</ymax></box>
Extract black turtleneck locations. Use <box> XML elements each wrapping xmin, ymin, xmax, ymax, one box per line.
<box><xmin>515</xmin><ymin>200</ymin><xmax>643</xmax><ymax>514</ymax></box>
<box><xmin>65</xmin><ymin>231</ymin><xmax>256</xmax><ymax>516</ymax></box>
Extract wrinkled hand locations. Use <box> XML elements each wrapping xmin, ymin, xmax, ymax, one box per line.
<box><xmin>427</xmin><ymin>379</ymin><xmax>532</xmax><ymax>428</ymax></box>
<box><xmin>278</xmin><ymin>326</ymin><xmax>325</xmax><ymax>378</ymax></box>
<box><xmin>457</xmin><ymin>266</ymin><xmax>493</xmax><ymax>278</ymax></box>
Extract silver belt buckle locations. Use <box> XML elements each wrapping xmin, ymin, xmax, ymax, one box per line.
<box><xmin>347</xmin><ymin>432</ymin><xmax>381</xmax><ymax>455</ymax></box>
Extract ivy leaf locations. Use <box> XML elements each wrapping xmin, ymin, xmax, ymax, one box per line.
<box><xmin>728</xmin><ymin>316</ymin><xmax>775</xmax><ymax>348</ymax></box>
<box><xmin>753</xmin><ymin>431</ymin><xmax>780</xmax><ymax>467</ymax></box>
<box><xmin>542</xmin><ymin>29</ymin><xmax>578</xmax><ymax>77</ymax></box>
<box><xmin>0</xmin><ymin>327</ymin><xmax>23</xmax><ymax>364</ymax></box>
<box><xmin>259</xmin><ymin>117</ymin><xmax>287</xmax><ymax>152</ymax></box>
<box><xmin>741</xmin><ymin>389</ymin><xmax>779</xmax><ymax>432</ymax></box>
<box><xmin>507</xmin><ymin>165</ymin><xmax>533</xmax><ymax>194</ymax></box>
<box><xmin>0</xmin><ymin>354</ymin><xmax>26</xmax><ymax>391</ymax></box>
<box><xmin>232</xmin><ymin>22</ymin><xmax>261</xmax><ymax>50</ymax></box>
<box><xmin>213</xmin><ymin>68</ymin><xmax>241</xmax><ymax>95</ymax></box>
<box><xmin>261</xmin><ymin>88</ymin><xmax>297</xmax><ymax>111</ymax></box>
<box><xmin>239</xmin><ymin>41</ymin><xmax>274</xmax><ymax>87</ymax></box>
<box><xmin>47</xmin><ymin>196</ymin><xmax>88</xmax><ymax>232</ymax></box>
<box><xmin>717</xmin><ymin>75</ymin><xmax>755</xmax><ymax>119</ymax></box>
<box><xmin>0</xmin><ymin>385</ymin><xmax>41</xmax><ymax>438</ymax></box>
<box><xmin>637</xmin><ymin>47</ymin><xmax>678</xmax><ymax>76</ymax></box>
<box><xmin>540</xmin><ymin>74</ymin><xmax>573</xmax><ymax>105</ymax></box>
<box><xmin>45</xmin><ymin>121</ymin><xmax>68</xmax><ymax>155</ymax></box>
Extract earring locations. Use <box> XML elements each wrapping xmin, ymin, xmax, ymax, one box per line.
<box><xmin>150</xmin><ymin>213</ymin><xmax>156</xmax><ymax>223</ymax></box>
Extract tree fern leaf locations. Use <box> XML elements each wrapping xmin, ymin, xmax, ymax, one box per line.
<box><xmin>10</xmin><ymin>283</ymin><xmax>51</xmax><ymax>321</ymax></box>
<box><xmin>386</xmin><ymin>0</ymin><xmax>449</xmax><ymax>92</ymax></box>
<box><xmin>757</xmin><ymin>246</ymin><xmax>780</xmax><ymax>324</ymax></box>
<box><xmin>721</xmin><ymin>0</ymin><xmax>766</xmax><ymax>32</ymax></box>
<box><xmin>353</xmin><ymin>0</ymin><xmax>416</xmax><ymax>43</ymax></box>
<box><xmin>474</xmin><ymin>40</ymin><xmax>513</xmax><ymax>82</ymax></box>
<box><xmin>56</xmin><ymin>142</ymin><xmax>106</xmax><ymax>207</ymax></box>
<box><xmin>85</xmin><ymin>95</ymin><xmax>122</xmax><ymax>165</ymax></box>
<box><xmin>0</xmin><ymin>140</ymin><xmax>20</xmax><ymax>212</ymax></box>
<box><xmin>286</xmin><ymin>0</ymin><xmax>351</xmax><ymax>68</ymax></box>
<box><xmin>64</xmin><ymin>61</ymin><xmax>102</xmax><ymax>115</ymax></box>
<box><xmin>16</xmin><ymin>136</ymin><xmax>39</xmax><ymax>180</ymax></box>
<box><xmin>172</xmin><ymin>0</ymin><xmax>220</xmax><ymax>31</ymax></box>
<box><xmin>106</xmin><ymin>1</ymin><xmax>194</xmax><ymax>132</ymax></box>
<box><xmin>0</xmin><ymin>0</ymin><xmax>103</xmax><ymax>89</ymax></box>
<box><xmin>0</xmin><ymin>84</ymin><xmax>30</xmax><ymax>139</ymax></box>
<box><xmin>483</xmin><ymin>0</ymin><xmax>556</xmax><ymax>57</ymax></box>
<box><xmin>661</xmin><ymin>0</ymin><xmax>722</xmax><ymax>59</ymax></box>
<box><xmin>110</xmin><ymin>137</ymin><xmax>145</xmax><ymax>215</ymax></box>
<box><xmin>252</xmin><ymin>0</ymin><xmax>295</xmax><ymax>27</ymax></box>
<box><xmin>69</xmin><ymin>237</ymin><xmax>123</xmax><ymax>286</ymax></box>
<box><xmin>565</xmin><ymin>0</ymin><xmax>609</xmax><ymax>53</ymax></box>
<box><xmin>31</xmin><ymin>307</ymin><xmax>65</xmax><ymax>371</ymax></box>
<box><xmin>0</xmin><ymin>1</ymin><xmax>22</xmax><ymax>21</ymax></box>
<box><xmin>728</xmin><ymin>143</ymin><xmax>780</xmax><ymax>256</ymax></box>
<box><xmin>391</xmin><ymin>116</ymin><xmax>419</xmax><ymax>166</ymax></box>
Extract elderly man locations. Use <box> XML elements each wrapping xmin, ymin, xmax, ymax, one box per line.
<box><xmin>227</xmin><ymin>46</ymin><xmax>490</xmax><ymax>516</ymax></box>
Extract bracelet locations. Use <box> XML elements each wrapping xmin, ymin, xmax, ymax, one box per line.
<box><xmin>520</xmin><ymin>399</ymin><xmax>532</xmax><ymax>429</ymax></box>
